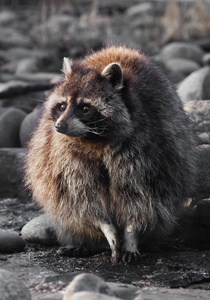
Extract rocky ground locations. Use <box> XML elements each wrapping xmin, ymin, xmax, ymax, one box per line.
<box><xmin>0</xmin><ymin>1</ymin><xmax>210</xmax><ymax>300</ymax></box>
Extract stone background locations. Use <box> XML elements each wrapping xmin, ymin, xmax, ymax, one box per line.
<box><xmin>0</xmin><ymin>1</ymin><xmax>210</xmax><ymax>300</ymax></box>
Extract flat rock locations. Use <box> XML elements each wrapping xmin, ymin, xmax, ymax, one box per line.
<box><xmin>0</xmin><ymin>148</ymin><xmax>27</xmax><ymax>199</ymax></box>
<box><xmin>0</xmin><ymin>229</ymin><xmax>26</xmax><ymax>253</ymax></box>
<box><xmin>178</xmin><ymin>66</ymin><xmax>210</xmax><ymax>102</ymax></box>
<box><xmin>160</xmin><ymin>42</ymin><xmax>204</xmax><ymax>65</ymax></box>
<box><xmin>0</xmin><ymin>268</ymin><xmax>31</xmax><ymax>300</ymax></box>
<box><xmin>21</xmin><ymin>214</ymin><xmax>57</xmax><ymax>246</ymax></box>
<box><xmin>63</xmin><ymin>273</ymin><xmax>114</xmax><ymax>300</ymax></box>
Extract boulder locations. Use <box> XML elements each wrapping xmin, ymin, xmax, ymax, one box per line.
<box><xmin>160</xmin><ymin>42</ymin><xmax>204</xmax><ymax>65</ymax></box>
<box><xmin>0</xmin><ymin>107</ymin><xmax>26</xmax><ymax>147</ymax></box>
<box><xmin>0</xmin><ymin>148</ymin><xmax>27</xmax><ymax>199</ymax></box>
<box><xmin>178</xmin><ymin>66</ymin><xmax>210</xmax><ymax>102</ymax></box>
<box><xmin>20</xmin><ymin>108</ymin><xmax>42</xmax><ymax>147</ymax></box>
<box><xmin>164</xmin><ymin>58</ymin><xmax>199</xmax><ymax>77</ymax></box>
<box><xmin>183</xmin><ymin>100</ymin><xmax>210</xmax><ymax>145</ymax></box>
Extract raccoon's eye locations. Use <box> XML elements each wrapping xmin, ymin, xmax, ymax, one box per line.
<box><xmin>83</xmin><ymin>105</ymin><xmax>90</xmax><ymax>113</ymax></box>
<box><xmin>59</xmin><ymin>103</ymin><xmax>67</xmax><ymax>112</ymax></box>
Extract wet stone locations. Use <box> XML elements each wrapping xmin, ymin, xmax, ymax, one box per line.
<box><xmin>0</xmin><ymin>230</ymin><xmax>26</xmax><ymax>253</ymax></box>
<box><xmin>0</xmin><ymin>268</ymin><xmax>31</xmax><ymax>300</ymax></box>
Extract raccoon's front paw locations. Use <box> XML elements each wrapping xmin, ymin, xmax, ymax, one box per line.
<box><xmin>57</xmin><ymin>246</ymin><xmax>88</xmax><ymax>257</ymax></box>
<box><xmin>122</xmin><ymin>250</ymin><xmax>141</xmax><ymax>263</ymax></box>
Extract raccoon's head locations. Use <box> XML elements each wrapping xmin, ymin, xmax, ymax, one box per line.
<box><xmin>46</xmin><ymin>57</ymin><xmax>133</xmax><ymax>142</ymax></box>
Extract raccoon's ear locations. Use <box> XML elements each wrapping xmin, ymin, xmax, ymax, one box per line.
<box><xmin>101</xmin><ymin>62</ymin><xmax>123</xmax><ymax>88</ymax></box>
<box><xmin>62</xmin><ymin>57</ymin><xmax>73</xmax><ymax>79</ymax></box>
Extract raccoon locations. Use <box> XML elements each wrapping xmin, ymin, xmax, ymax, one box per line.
<box><xmin>25</xmin><ymin>46</ymin><xmax>196</xmax><ymax>262</ymax></box>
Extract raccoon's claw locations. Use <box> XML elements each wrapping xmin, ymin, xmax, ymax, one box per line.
<box><xmin>57</xmin><ymin>246</ymin><xmax>88</xmax><ymax>257</ymax></box>
<box><xmin>122</xmin><ymin>250</ymin><xmax>141</xmax><ymax>263</ymax></box>
<box><xmin>111</xmin><ymin>250</ymin><xmax>121</xmax><ymax>264</ymax></box>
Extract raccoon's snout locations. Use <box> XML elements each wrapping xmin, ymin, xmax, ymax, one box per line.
<box><xmin>55</xmin><ymin>120</ymin><xmax>68</xmax><ymax>134</ymax></box>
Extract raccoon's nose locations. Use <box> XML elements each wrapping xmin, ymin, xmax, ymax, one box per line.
<box><xmin>55</xmin><ymin>121</ymin><xmax>68</xmax><ymax>134</ymax></box>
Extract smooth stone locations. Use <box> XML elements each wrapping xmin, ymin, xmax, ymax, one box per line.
<box><xmin>15</xmin><ymin>58</ymin><xmax>39</xmax><ymax>75</ymax></box>
<box><xmin>21</xmin><ymin>214</ymin><xmax>57</xmax><ymax>246</ymax></box>
<box><xmin>178</xmin><ymin>66</ymin><xmax>210</xmax><ymax>102</ymax></box>
<box><xmin>63</xmin><ymin>273</ymin><xmax>114</xmax><ymax>300</ymax></box>
<box><xmin>164</xmin><ymin>58</ymin><xmax>199</xmax><ymax>76</ymax></box>
<box><xmin>0</xmin><ymin>230</ymin><xmax>26</xmax><ymax>253</ymax></box>
<box><xmin>39</xmin><ymin>295</ymin><xmax>62</xmax><ymax>300</ymax></box>
<box><xmin>0</xmin><ymin>268</ymin><xmax>31</xmax><ymax>300</ymax></box>
<box><xmin>160</xmin><ymin>42</ymin><xmax>204</xmax><ymax>65</ymax></box>
<box><xmin>0</xmin><ymin>107</ymin><xmax>27</xmax><ymax>147</ymax></box>
<box><xmin>64</xmin><ymin>291</ymin><xmax>122</xmax><ymax>300</ymax></box>
<box><xmin>20</xmin><ymin>108</ymin><xmax>42</xmax><ymax>147</ymax></box>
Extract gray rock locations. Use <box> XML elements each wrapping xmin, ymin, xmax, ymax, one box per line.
<box><xmin>0</xmin><ymin>27</ymin><xmax>31</xmax><ymax>49</ymax></box>
<box><xmin>64</xmin><ymin>291</ymin><xmax>122</xmax><ymax>300</ymax></box>
<box><xmin>164</xmin><ymin>58</ymin><xmax>199</xmax><ymax>77</ymax></box>
<box><xmin>126</xmin><ymin>3</ymin><xmax>153</xmax><ymax>18</ymax></box>
<box><xmin>160</xmin><ymin>42</ymin><xmax>204</xmax><ymax>65</ymax></box>
<box><xmin>0</xmin><ymin>148</ymin><xmax>27</xmax><ymax>199</ymax></box>
<box><xmin>0</xmin><ymin>230</ymin><xmax>26</xmax><ymax>253</ymax></box>
<box><xmin>136</xmin><ymin>287</ymin><xmax>210</xmax><ymax>300</ymax></box>
<box><xmin>0</xmin><ymin>10</ymin><xmax>17</xmax><ymax>25</ymax></box>
<box><xmin>0</xmin><ymin>107</ymin><xmax>26</xmax><ymax>147</ymax></box>
<box><xmin>39</xmin><ymin>295</ymin><xmax>62</xmax><ymax>300</ymax></box>
<box><xmin>183</xmin><ymin>100</ymin><xmax>210</xmax><ymax>145</ymax></box>
<box><xmin>178</xmin><ymin>66</ymin><xmax>210</xmax><ymax>102</ymax></box>
<box><xmin>63</xmin><ymin>273</ymin><xmax>114</xmax><ymax>300</ymax></box>
<box><xmin>192</xmin><ymin>145</ymin><xmax>210</xmax><ymax>202</ymax></box>
<box><xmin>20</xmin><ymin>108</ymin><xmax>42</xmax><ymax>147</ymax></box>
<box><xmin>0</xmin><ymin>268</ymin><xmax>31</xmax><ymax>300</ymax></box>
<box><xmin>21</xmin><ymin>214</ymin><xmax>57</xmax><ymax>246</ymax></box>
<box><xmin>16</xmin><ymin>72</ymin><xmax>60</xmax><ymax>83</ymax></box>
<box><xmin>15</xmin><ymin>58</ymin><xmax>39</xmax><ymax>76</ymax></box>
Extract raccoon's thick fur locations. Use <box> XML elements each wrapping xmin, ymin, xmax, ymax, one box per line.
<box><xmin>25</xmin><ymin>46</ymin><xmax>196</xmax><ymax>262</ymax></box>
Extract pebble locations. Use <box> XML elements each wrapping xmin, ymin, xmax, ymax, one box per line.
<box><xmin>178</xmin><ymin>66</ymin><xmax>210</xmax><ymax>102</ymax></box>
<box><xmin>21</xmin><ymin>214</ymin><xmax>57</xmax><ymax>246</ymax></box>
<box><xmin>63</xmin><ymin>273</ymin><xmax>114</xmax><ymax>300</ymax></box>
<box><xmin>0</xmin><ymin>268</ymin><xmax>31</xmax><ymax>300</ymax></box>
<box><xmin>0</xmin><ymin>107</ymin><xmax>26</xmax><ymax>147</ymax></box>
<box><xmin>0</xmin><ymin>230</ymin><xmax>26</xmax><ymax>253</ymax></box>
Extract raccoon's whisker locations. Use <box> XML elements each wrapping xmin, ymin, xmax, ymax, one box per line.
<box><xmin>85</xmin><ymin>117</ymin><xmax>108</xmax><ymax>126</ymax></box>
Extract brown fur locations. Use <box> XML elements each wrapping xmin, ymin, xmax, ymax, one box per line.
<box><xmin>25</xmin><ymin>46</ymin><xmax>196</xmax><ymax>262</ymax></box>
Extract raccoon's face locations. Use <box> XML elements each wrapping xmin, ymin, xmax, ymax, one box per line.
<box><xmin>47</xmin><ymin>59</ymin><xmax>133</xmax><ymax>142</ymax></box>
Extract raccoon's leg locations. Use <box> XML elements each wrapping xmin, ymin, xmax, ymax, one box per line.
<box><xmin>99</xmin><ymin>222</ymin><xmax>121</xmax><ymax>263</ymax></box>
<box><xmin>122</xmin><ymin>225</ymin><xmax>141</xmax><ymax>263</ymax></box>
